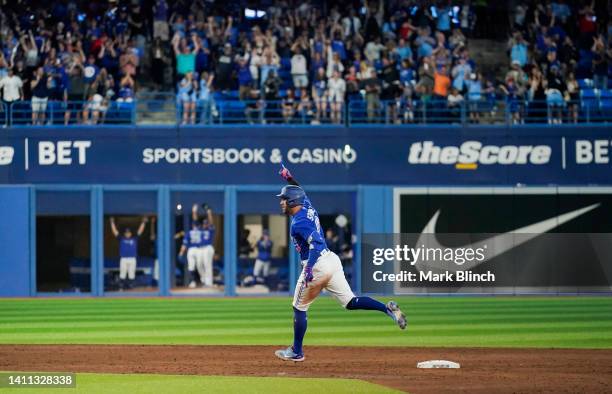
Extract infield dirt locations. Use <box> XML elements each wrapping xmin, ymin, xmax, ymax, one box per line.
<box><xmin>1</xmin><ymin>345</ymin><xmax>611</xmax><ymax>393</ymax></box>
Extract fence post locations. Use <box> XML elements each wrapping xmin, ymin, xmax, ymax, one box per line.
<box><xmin>344</xmin><ymin>101</ymin><xmax>348</xmax><ymax>127</ymax></box>
<box><xmin>505</xmin><ymin>101</ymin><xmax>510</xmax><ymax>126</ymax></box>
<box><xmin>131</xmin><ymin>100</ymin><xmax>137</xmax><ymax>125</ymax></box>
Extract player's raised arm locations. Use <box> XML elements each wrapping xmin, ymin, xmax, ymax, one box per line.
<box><xmin>191</xmin><ymin>203</ymin><xmax>199</xmax><ymax>222</ymax></box>
<box><xmin>137</xmin><ymin>217</ymin><xmax>148</xmax><ymax>236</ymax></box>
<box><xmin>205</xmin><ymin>205</ymin><xmax>214</xmax><ymax>226</ymax></box>
<box><xmin>110</xmin><ymin>217</ymin><xmax>119</xmax><ymax>237</ymax></box>
<box><xmin>279</xmin><ymin>163</ymin><xmax>300</xmax><ymax>186</ymax></box>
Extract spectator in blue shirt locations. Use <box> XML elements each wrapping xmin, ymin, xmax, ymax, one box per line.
<box><xmin>395</xmin><ymin>38</ymin><xmax>413</xmax><ymax>62</ymax></box>
<box><xmin>509</xmin><ymin>32</ymin><xmax>529</xmax><ymax>67</ymax></box>
<box><xmin>435</xmin><ymin>3</ymin><xmax>452</xmax><ymax>37</ymax></box>
<box><xmin>237</xmin><ymin>56</ymin><xmax>253</xmax><ymax>101</ymax></box>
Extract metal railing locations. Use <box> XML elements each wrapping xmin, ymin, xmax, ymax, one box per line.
<box><xmin>347</xmin><ymin>98</ymin><xmax>610</xmax><ymax>126</ymax></box>
<box><xmin>0</xmin><ymin>102</ymin><xmax>6</xmax><ymax>127</ymax></box>
<box><xmin>9</xmin><ymin>100</ymin><xmax>135</xmax><ymax>126</ymax></box>
<box><xmin>3</xmin><ymin>97</ymin><xmax>612</xmax><ymax>127</ymax></box>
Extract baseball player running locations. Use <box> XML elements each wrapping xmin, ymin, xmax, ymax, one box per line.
<box><xmin>274</xmin><ymin>164</ymin><xmax>406</xmax><ymax>362</ymax></box>
<box><xmin>110</xmin><ymin>216</ymin><xmax>147</xmax><ymax>290</ymax></box>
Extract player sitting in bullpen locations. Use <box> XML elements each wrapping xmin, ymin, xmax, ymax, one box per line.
<box><xmin>274</xmin><ymin>164</ymin><xmax>406</xmax><ymax>362</ymax></box>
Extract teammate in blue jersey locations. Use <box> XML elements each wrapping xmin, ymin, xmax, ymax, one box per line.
<box><xmin>178</xmin><ymin>204</ymin><xmax>216</xmax><ymax>288</ymax></box>
<box><xmin>253</xmin><ymin>229</ymin><xmax>273</xmax><ymax>284</ymax></box>
<box><xmin>110</xmin><ymin>216</ymin><xmax>148</xmax><ymax>290</ymax></box>
<box><xmin>274</xmin><ymin>164</ymin><xmax>406</xmax><ymax>362</ymax></box>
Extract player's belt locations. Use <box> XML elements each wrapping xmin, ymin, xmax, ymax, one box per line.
<box><xmin>300</xmin><ymin>249</ymin><xmax>331</xmax><ymax>265</ymax></box>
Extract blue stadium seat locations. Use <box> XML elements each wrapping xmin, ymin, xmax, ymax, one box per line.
<box><xmin>578</xmin><ymin>79</ymin><xmax>593</xmax><ymax>89</ymax></box>
<box><xmin>280</xmin><ymin>57</ymin><xmax>291</xmax><ymax>71</ymax></box>
<box><xmin>600</xmin><ymin>90</ymin><xmax>612</xmax><ymax>112</ymax></box>
<box><xmin>580</xmin><ymin>88</ymin><xmax>600</xmax><ymax>121</ymax></box>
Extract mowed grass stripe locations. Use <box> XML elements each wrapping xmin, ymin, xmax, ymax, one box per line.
<box><xmin>0</xmin><ymin>373</ymin><xmax>400</xmax><ymax>394</ymax></box>
<box><xmin>0</xmin><ymin>297</ymin><xmax>611</xmax><ymax>348</ymax></box>
<box><xmin>3</xmin><ymin>321</ymin><xmax>610</xmax><ymax>337</ymax></box>
<box><xmin>1</xmin><ymin>303</ymin><xmax>609</xmax><ymax>319</ymax></box>
<box><xmin>2</xmin><ymin>316</ymin><xmax>612</xmax><ymax>333</ymax></box>
<box><xmin>0</xmin><ymin>309</ymin><xmax>612</xmax><ymax>330</ymax></box>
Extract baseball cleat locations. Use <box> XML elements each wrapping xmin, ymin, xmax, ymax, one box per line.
<box><xmin>188</xmin><ymin>281</ymin><xmax>196</xmax><ymax>289</ymax></box>
<box><xmin>387</xmin><ymin>301</ymin><xmax>407</xmax><ymax>330</ymax></box>
<box><xmin>274</xmin><ymin>346</ymin><xmax>305</xmax><ymax>362</ymax></box>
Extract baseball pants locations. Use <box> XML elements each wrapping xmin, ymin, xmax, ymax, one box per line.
<box><xmin>201</xmin><ymin>245</ymin><xmax>214</xmax><ymax>286</ymax></box>
<box><xmin>293</xmin><ymin>251</ymin><xmax>355</xmax><ymax>311</ymax></box>
<box><xmin>253</xmin><ymin>259</ymin><xmax>270</xmax><ymax>278</ymax></box>
<box><xmin>119</xmin><ymin>257</ymin><xmax>137</xmax><ymax>280</ymax></box>
<box><xmin>187</xmin><ymin>247</ymin><xmax>205</xmax><ymax>278</ymax></box>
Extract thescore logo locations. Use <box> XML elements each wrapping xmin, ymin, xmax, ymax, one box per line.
<box><xmin>39</xmin><ymin>141</ymin><xmax>91</xmax><ymax>165</ymax></box>
<box><xmin>0</xmin><ymin>146</ymin><xmax>14</xmax><ymax>165</ymax></box>
<box><xmin>408</xmin><ymin>141</ymin><xmax>551</xmax><ymax>166</ymax></box>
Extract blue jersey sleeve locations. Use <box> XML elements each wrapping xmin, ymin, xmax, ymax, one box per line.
<box><xmin>292</xmin><ymin>216</ymin><xmax>326</xmax><ymax>268</ymax></box>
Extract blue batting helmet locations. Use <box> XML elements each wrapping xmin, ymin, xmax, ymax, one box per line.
<box><xmin>276</xmin><ymin>185</ymin><xmax>306</xmax><ymax>207</ymax></box>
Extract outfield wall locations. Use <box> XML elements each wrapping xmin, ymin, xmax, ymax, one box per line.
<box><xmin>0</xmin><ymin>125</ymin><xmax>611</xmax><ymax>297</ymax></box>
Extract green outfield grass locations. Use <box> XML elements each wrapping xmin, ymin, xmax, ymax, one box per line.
<box><xmin>0</xmin><ymin>297</ymin><xmax>611</xmax><ymax>348</ymax></box>
<box><xmin>0</xmin><ymin>373</ymin><xmax>399</xmax><ymax>394</ymax></box>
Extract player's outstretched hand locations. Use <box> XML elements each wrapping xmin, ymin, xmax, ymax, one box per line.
<box><xmin>279</xmin><ymin>162</ymin><xmax>292</xmax><ymax>181</ymax></box>
<box><xmin>303</xmin><ymin>266</ymin><xmax>314</xmax><ymax>287</ymax></box>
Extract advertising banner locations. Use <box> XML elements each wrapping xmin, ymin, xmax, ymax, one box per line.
<box><xmin>0</xmin><ymin>126</ymin><xmax>611</xmax><ymax>184</ymax></box>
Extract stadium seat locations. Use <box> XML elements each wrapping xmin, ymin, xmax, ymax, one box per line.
<box><xmin>580</xmin><ymin>88</ymin><xmax>600</xmax><ymax>121</ymax></box>
<box><xmin>599</xmin><ymin>90</ymin><xmax>612</xmax><ymax>114</ymax></box>
<box><xmin>578</xmin><ymin>79</ymin><xmax>593</xmax><ymax>90</ymax></box>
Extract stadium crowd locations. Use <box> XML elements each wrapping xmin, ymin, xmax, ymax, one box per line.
<box><xmin>0</xmin><ymin>0</ymin><xmax>610</xmax><ymax>125</ymax></box>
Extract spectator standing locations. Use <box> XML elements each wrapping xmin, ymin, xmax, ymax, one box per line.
<box><xmin>153</xmin><ymin>0</ymin><xmax>170</xmax><ymax>41</ymax></box>
<box><xmin>199</xmin><ymin>71</ymin><xmax>215</xmax><ymax>124</ymax></box>
<box><xmin>177</xmin><ymin>71</ymin><xmax>197</xmax><ymax>125</ymax></box>
<box><xmin>327</xmin><ymin>70</ymin><xmax>346</xmax><ymax>124</ymax></box>
<box><xmin>546</xmin><ymin>65</ymin><xmax>566</xmax><ymax>124</ymax></box>
<box><xmin>433</xmin><ymin>65</ymin><xmax>451</xmax><ymax>117</ymax></box>
<box><xmin>216</xmin><ymin>43</ymin><xmax>235</xmax><ymax>92</ymax></box>
<box><xmin>237</xmin><ymin>56</ymin><xmax>253</xmax><ymax>101</ymax></box>
<box><xmin>0</xmin><ymin>68</ymin><xmax>23</xmax><ymax>124</ymax></box>
<box><xmin>311</xmin><ymin>67</ymin><xmax>328</xmax><ymax>124</ymax></box>
<box><xmin>30</xmin><ymin>67</ymin><xmax>51</xmax><ymax>125</ymax></box>
<box><xmin>291</xmin><ymin>44</ymin><xmax>309</xmax><ymax>90</ymax></box>
<box><xmin>364</xmin><ymin>71</ymin><xmax>381</xmax><ymax>122</ymax></box>
<box><xmin>447</xmin><ymin>87</ymin><xmax>464</xmax><ymax>120</ymax></box>
<box><xmin>282</xmin><ymin>88</ymin><xmax>297</xmax><ymax>123</ymax></box>
<box><xmin>380</xmin><ymin>57</ymin><xmax>401</xmax><ymax>123</ymax></box>
<box><xmin>466</xmin><ymin>72</ymin><xmax>483</xmax><ymax>123</ymax></box>
<box><xmin>172</xmin><ymin>33</ymin><xmax>198</xmax><ymax>78</ymax></box>
<box><xmin>565</xmin><ymin>72</ymin><xmax>579</xmax><ymax>124</ymax></box>
<box><xmin>592</xmin><ymin>36</ymin><xmax>609</xmax><ymax>90</ymax></box>
<box><xmin>64</xmin><ymin>62</ymin><xmax>86</xmax><ymax>125</ymax></box>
